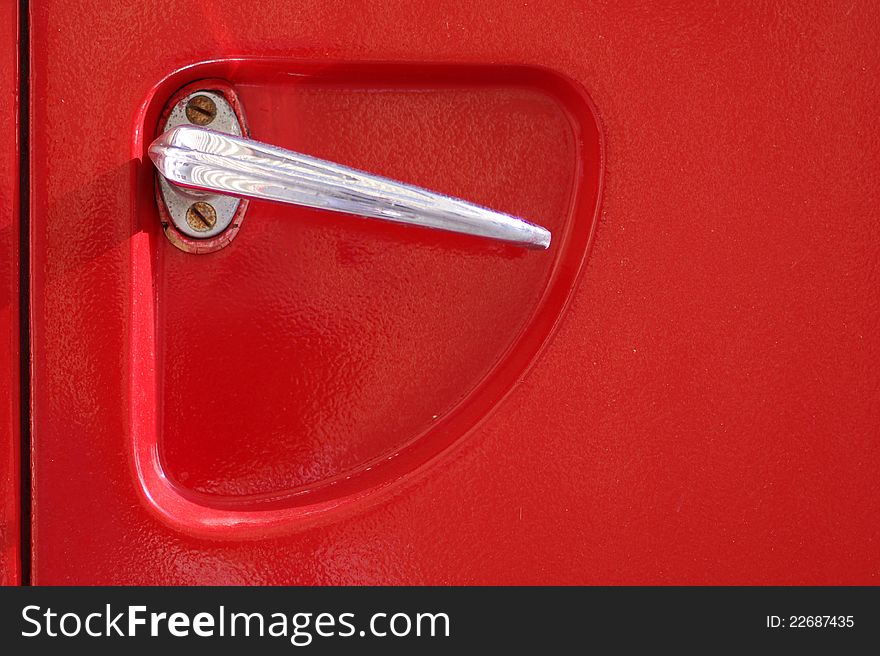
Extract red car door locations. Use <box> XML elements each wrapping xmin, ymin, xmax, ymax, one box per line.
<box><xmin>27</xmin><ymin>1</ymin><xmax>880</xmax><ymax>584</ymax></box>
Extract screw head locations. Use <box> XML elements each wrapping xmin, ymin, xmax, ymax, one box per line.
<box><xmin>185</xmin><ymin>95</ymin><xmax>217</xmax><ymax>125</ymax></box>
<box><xmin>186</xmin><ymin>202</ymin><xmax>218</xmax><ymax>232</ymax></box>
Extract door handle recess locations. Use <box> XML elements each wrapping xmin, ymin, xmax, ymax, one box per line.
<box><xmin>149</xmin><ymin>125</ymin><xmax>551</xmax><ymax>251</ymax></box>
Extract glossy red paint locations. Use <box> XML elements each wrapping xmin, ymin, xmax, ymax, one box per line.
<box><xmin>0</xmin><ymin>0</ymin><xmax>20</xmax><ymax>586</ymax></box>
<box><xmin>129</xmin><ymin>60</ymin><xmax>600</xmax><ymax>537</ymax></box>
<box><xmin>31</xmin><ymin>1</ymin><xmax>880</xmax><ymax>584</ymax></box>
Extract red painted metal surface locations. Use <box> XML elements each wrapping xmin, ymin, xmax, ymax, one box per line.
<box><xmin>0</xmin><ymin>0</ymin><xmax>20</xmax><ymax>586</ymax></box>
<box><xmin>30</xmin><ymin>1</ymin><xmax>880</xmax><ymax>584</ymax></box>
<box><xmin>128</xmin><ymin>61</ymin><xmax>600</xmax><ymax>538</ymax></box>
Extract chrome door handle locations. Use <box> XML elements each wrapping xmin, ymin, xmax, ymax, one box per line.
<box><xmin>149</xmin><ymin>125</ymin><xmax>551</xmax><ymax>249</ymax></box>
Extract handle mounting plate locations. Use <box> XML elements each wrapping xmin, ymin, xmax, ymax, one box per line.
<box><xmin>155</xmin><ymin>80</ymin><xmax>249</xmax><ymax>253</ymax></box>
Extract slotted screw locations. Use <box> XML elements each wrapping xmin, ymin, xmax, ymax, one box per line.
<box><xmin>186</xmin><ymin>202</ymin><xmax>217</xmax><ymax>232</ymax></box>
<box><xmin>185</xmin><ymin>95</ymin><xmax>217</xmax><ymax>125</ymax></box>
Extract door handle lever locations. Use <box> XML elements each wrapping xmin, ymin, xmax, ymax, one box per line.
<box><xmin>149</xmin><ymin>125</ymin><xmax>551</xmax><ymax>249</ymax></box>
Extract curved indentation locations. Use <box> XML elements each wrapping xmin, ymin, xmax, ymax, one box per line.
<box><xmin>131</xmin><ymin>59</ymin><xmax>604</xmax><ymax>537</ymax></box>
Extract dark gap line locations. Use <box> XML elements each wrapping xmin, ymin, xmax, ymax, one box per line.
<box><xmin>18</xmin><ymin>0</ymin><xmax>31</xmax><ymax>586</ymax></box>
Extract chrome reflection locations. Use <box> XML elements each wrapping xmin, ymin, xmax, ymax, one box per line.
<box><xmin>149</xmin><ymin>125</ymin><xmax>552</xmax><ymax>249</ymax></box>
